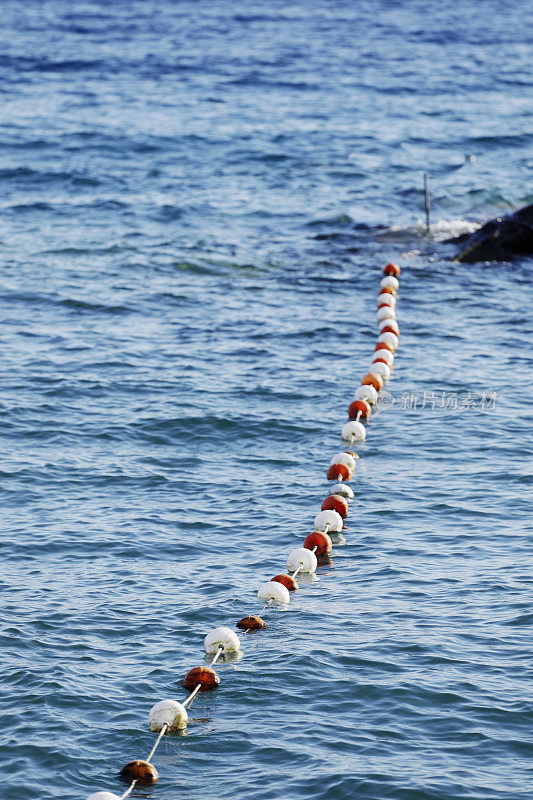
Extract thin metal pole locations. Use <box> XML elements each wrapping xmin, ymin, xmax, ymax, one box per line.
<box><xmin>424</xmin><ymin>172</ymin><xmax>431</xmax><ymax>234</ymax></box>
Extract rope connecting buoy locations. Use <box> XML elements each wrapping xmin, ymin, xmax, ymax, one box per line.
<box><xmin>148</xmin><ymin>700</ymin><xmax>188</xmax><ymax>732</ymax></box>
<box><xmin>236</xmin><ymin>615</ymin><xmax>267</xmax><ymax>630</ymax></box>
<box><xmin>303</xmin><ymin>531</ymin><xmax>332</xmax><ymax>555</ymax></box>
<box><xmin>83</xmin><ymin>261</ymin><xmax>402</xmax><ymax>800</ymax></box>
<box><xmin>258</xmin><ymin>580</ymin><xmax>290</xmax><ymax>604</ymax></box>
<box><xmin>271</xmin><ymin>574</ymin><xmax>299</xmax><ymax>591</ymax></box>
<box><xmin>120</xmin><ymin>761</ymin><xmax>159</xmax><ymax>785</ymax></box>
<box><xmin>183</xmin><ymin>667</ymin><xmax>220</xmax><ymax>692</ymax></box>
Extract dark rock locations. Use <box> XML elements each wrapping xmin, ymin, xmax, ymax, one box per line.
<box><xmin>447</xmin><ymin>204</ymin><xmax>533</xmax><ymax>262</ymax></box>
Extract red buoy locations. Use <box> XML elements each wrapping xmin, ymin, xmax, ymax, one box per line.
<box><xmin>383</xmin><ymin>262</ymin><xmax>401</xmax><ymax>277</ymax></box>
<box><xmin>271</xmin><ymin>574</ymin><xmax>298</xmax><ymax>591</ymax></box>
<box><xmin>327</xmin><ymin>463</ymin><xmax>350</xmax><ymax>481</ymax></box>
<box><xmin>348</xmin><ymin>399</ymin><xmax>371</xmax><ymax>420</ymax></box>
<box><xmin>378</xmin><ymin>286</ymin><xmax>395</xmax><ymax>296</ymax></box>
<box><xmin>304</xmin><ymin>531</ymin><xmax>332</xmax><ymax>555</ymax></box>
<box><xmin>321</xmin><ymin>494</ymin><xmax>349</xmax><ymax>517</ymax></box>
<box><xmin>362</xmin><ymin>373</ymin><xmax>383</xmax><ymax>392</ymax></box>
<box><xmin>237</xmin><ymin>615</ymin><xmax>267</xmax><ymax>630</ymax></box>
<box><xmin>183</xmin><ymin>666</ymin><xmax>220</xmax><ymax>692</ymax></box>
<box><xmin>380</xmin><ymin>324</ymin><xmax>400</xmax><ymax>337</ymax></box>
<box><xmin>374</xmin><ymin>342</ymin><xmax>394</xmax><ymax>353</ymax></box>
<box><xmin>120</xmin><ymin>761</ymin><xmax>159</xmax><ymax>785</ymax></box>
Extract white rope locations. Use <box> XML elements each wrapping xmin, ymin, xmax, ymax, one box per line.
<box><xmin>209</xmin><ymin>644</ymin><xmax>224</xmax><ymax>667</ymax></box>
<box><xmin>146</xmin><ymin>722</ymin><xmax>168</xmax><ymax>763</ymax></box>
<box><xmin>120</xmin><ymin>780</ymin><xmax>137</xmax><ymax>800</ymax></box>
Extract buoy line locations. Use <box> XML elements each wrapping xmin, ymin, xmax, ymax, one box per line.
<box><xmin>85</xmin><ymin>261</ymin><xmax>402</xmax><ymax>800</ymax></box>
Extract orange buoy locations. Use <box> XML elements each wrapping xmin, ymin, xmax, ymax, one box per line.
<box><xmin>374</xmin><ymin>341</ymin><xmax>394</xmax><ymax>353</ymax></box>
<box><xmin>304</xmin><ymin>530</ymin><xmax>332</xmax><ymax>555</ymax></box>
<box><xmin>380</xmin><ymin>323</ymin><xmax>400</xmax><ymax>337</ymax></box>
<box><xmin>327</xmin><ymin>463</ymin><xmax>350</xmax><ymax>481</ymax></box>
<box><xmin>362</xmin><ymin>373</ymin><xmax>383</xmax><ymax>392</ymax></box>
<box><xmin>120</xmin><ymin>761</ymin><xmax>159</xmax><ymax>785</ymax></box>
<box><xmin>237</xmin><ymin>615</ymin><xmax>267</xmax><ymax>630</ymax></box>
<box><xmin>271</xmin><ymin>574</ymin><xmax>298</xmax><ymax>591</ymax></box>
<box><xmin>321</xmin><ymin>494</ymin><xmax>349</xmax><ymax>517</ymax></box>
<box><xmin>378</xmin><ymin>286</ymin><xmax>395</xmax><ymax>296</ymax></box>
<box><xmin>348</xmin><ymin>399</ymin><xmax>371</xmax><ymax>420</ymax></box>
<box><xmin>183</xmin><ymin>666</ymin><xmax>220</xmax><ymax>692</ymax></box>
<box><xmin>383</xmin><ymin>262</ymin><xmax>401</xmax><ymax>277</ymax></box>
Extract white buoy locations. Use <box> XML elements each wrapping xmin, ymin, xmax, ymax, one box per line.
<box><xmin>376</xmin><ymin>294</ymin><xmax>396</xmax><ymax>308</ymax></box>
<box><xmin>354</xmin><ymin>384</ymin><xmax>378</xmax><ymax>404</ymax></box>
<box><xmin>370</xmin><ymin>361</ymin><xmax>391</xmax><ymax>380</ymax></box>
<box><xmin>381</xmin><ymin>276</ymin><xmax>399</xmax><ymax>292</ymax></box>
<box><xmin>314</xmin><ymin>509</ymin><xmax>343</xmax><ymax>532</ymax></box>
<box><xmin>377</xmin><ymin>331</ymin><xmax>399</xmax><ymax>350</ymax></box>
<box><xmin>204</xmin><ymin>626</ymin><xmax>241</xmax><ymax>654</ymax></box>
<box><xmin>376</xmin><ymin>306</ymin><xmax>396</xmax><ymax>322</ymax></box>
<box><xmin>341</xmin><ymin>420</ymin><xmax>366</xmax><ymax>442</ymax></box>
<box><xmin>86</xmin><ymin>794</ymin><xmax>122</xmax><ymax>800</ymax></box>
<box><xmin>373</xmin><ymin>348</ymin><xmax>394</xmax><ymax>366</ymax></box>
<box><xmin>148</xmin><ymin>699</ymin><xmax>188</xmax><ymax>732</ymax></box>
<box><xmin>257</xmin><ymin>581</ymin><xmax>290</xmax><ymax>604</ymax></box>
<box><xmin>378</xmin><ymin>317</ymin><xmax>399</xmax><ymax>334</ymax></box>
<box><xmin>287</xmin><ymin>548</ymin><xmax>317</xmax><ymax>574</ymax></box>
<box><xmin>330</xmin><ymin>451</ymin><xmax>357</xmax><ymax>470</ymax></box>
<box><xmin>331</xmin><ymin>482</ymin><xmax>355</xmax><ymax>499</ymax></box>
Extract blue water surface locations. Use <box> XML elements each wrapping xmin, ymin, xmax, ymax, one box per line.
<box><xmin>1</xmin><ymin>2</ymin><xmax>532</xmax><ymax>799</ymax></box>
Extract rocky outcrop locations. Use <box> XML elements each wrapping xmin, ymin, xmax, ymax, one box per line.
<box><xmin>447</xmin><ymin>204</ymin><xmax>533</xmax><ymax>262</ymax></box>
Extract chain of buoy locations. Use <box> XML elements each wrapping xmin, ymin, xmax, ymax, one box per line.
<box><xmin>84</xmin><ymin>261</ymin><xmax>401</xmax><ymax>800</ymax></box>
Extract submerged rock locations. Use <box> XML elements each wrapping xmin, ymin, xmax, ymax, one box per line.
<box><xmin>448</xmin><ymin>204</ymin><xmax>533</xmax><ymax>262</ymax></box>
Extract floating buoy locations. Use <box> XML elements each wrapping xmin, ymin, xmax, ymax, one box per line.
<box><xmin>383</xmin><ymin>262</ymin><xmax>401</xmax><ymax>277</ymax></box>
<box><xmin>354</xmin><ymin>384</ymin><xmax>378</xmax><ymax>404</ymax></box>
<box><xmin>258</xmin><ymin>581</ymin><xmax>290</xmax><ymax>604</ymax></box>
<box><xmin>378</xmin><ymin>316</ymin><xmax>399</xmax><ymax>331</ymax></box>
<box><xmin>331</xmin><ymin>482</ymin><xmax>354</xmax><ymax>499</ymax></box>
<box><xmin>148</xmin><ymin>699</ymin><xmax>188</xmax><ymax>732</ymax></box>
<box><xmin>321</xmin><ymin>494</ymin><xmax>349</xmax><ymax>517</ymax></box>
<box><xmin>348</xmin><ymin>399</ymin><xmax>371</xmax><ymax>419</ymax></box>
<box><xmin>330</xmin><ymin>451</ymin><xmax>357</xmax><ymax>471</ymax></box>
<box><xmin>376</xmin><ymin>306</ymin><xmax>396</xmax><ymax>322</ymax></box>
<box><xmin>287</xmin><ymin>548</ymin><xmax>317</xmax><ymax>574</ymax></box>
<box><xmin>327</xmin><ymin>463</ymin><xmax>350</xmax><ymax>480</ymax></box>
<box><xmin>271</xmin><ymin>574</ymin><xmax>299</xmax><ymax>591</ymax></box>
<box><xmin>379</xmin><ymin>286</ymin><xmax>395</xmax><ymax>296</ymax></box>
<box><xmin>341</xmin><ymin>420</ymin><xmax>366</xmax><ymax>442</ymax></box>
<box><xmin>86</xmin><ymin>793</ymin><xmax>122</xmax><ymax>800</ymax></box>
<box><xmin>372</xmin><ymin>348</ymin><xmax>394</xmax><ymax>366</ymax></box>
<box><xmin>304</xmin><ymin>531</ymin><xmax>332</xmax><ymax>555</ymax></box>
<box><xmin>237</xmin><ymin>615</ymin><xmax>266</xmax><ymax>630</ymax></box>
<box><xmin>183</xmin><ymin>667</ymin><xmax>220</xmax><ymax>692</ymax></box>
<box><xmin>381</xmin><ymin>275</ymin><xmax>399</xmax><ymax>292</ymax></box>
<box><xmin>314</xmin><ymin>509</ymin><xmax>343</xmax><ymax>532</ymax></box>
<box><xmin>362</xmin><ymin>373</ymin><xmax>384</xmax><ymax>392</ymax></box>
<box><xmin>120</xmin><ymin>761</ymin><xmax>159</xmax><ymax>785</ymax></box>
<box><xmin>374</xmin><ymin>341</ymin><xmax>394</xmax><ymax>354</ymax></box>
<box><xmin>377</xmin><ymin>294</ymin><xmax>396</xmax><ymax>308</ymax></box>
<box><xmin>377</xmin><ymin>331</ymin><xmax>399</xmax><ymax>351</ymax></box>
<box><xmin>204</xmin><ymin>627</ymin><xmax>241</xmax><ymax>655</ymax></box>
<box><xmin>370</xmin><ymin>361</ymin><xmax>391</xmax><ymax>380</ymax></box>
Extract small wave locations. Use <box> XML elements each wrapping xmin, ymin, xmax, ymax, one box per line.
<box><xmin>383</xmin><ymin>218</ymin><xmax>480</xmax><ymax>242</ymax></box>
